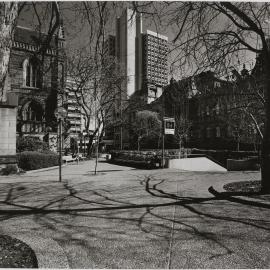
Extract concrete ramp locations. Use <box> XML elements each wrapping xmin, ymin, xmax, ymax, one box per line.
<box><xmin>167</xmin><ymin>157</ymin><xmax>227</xmax><ymax>172</ymax></box>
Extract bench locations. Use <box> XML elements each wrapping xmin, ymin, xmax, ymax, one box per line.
<box><xmin>78</xmin><ymin>154</ymin><xmax>86</xmax><ymax>161</ymax></box>
<box><xmin>62</xmin><ymin>155</ymin><xmax>77</xmax><ymax>163</ymax></box>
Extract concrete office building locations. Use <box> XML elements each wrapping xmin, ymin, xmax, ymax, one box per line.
<box><xmin>64</xmin><ymin>77</ymin><xmax>97</xmax><ymax>154</ymax></box>
<box><xmin>115</xmin><ymin>9</ymin><xmax>168</xmax><ymax>103</ymax></box>
<box><xmin>107</xmin><ymin>8</ymin><xmax>169</xmax><ymax>149</ymax></box>
<box><xmin>142</xmin><ymin>30</ymin><xmax>168</xmax><ymax>104</ymax></box>
<box><xmin>65</xmin><ymin>78</ymin><xmax>82</xmax><ymax>137</ymax></box>
<box><xmin>116</xmin><ymin>8</ymin><xmax>142</xmax><ymax>98</ymax></box>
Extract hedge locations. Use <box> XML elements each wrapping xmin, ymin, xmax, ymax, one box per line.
<box><xmin>110</xmin><ymin>150</ymin><xmax>161</xmax><ymax>168</ymax></box>
<box><xmin>17</xmin><ymin>136</ymin><xmax>49</xmax><ymax>153</ymax></box>
<box><xmin>17</xmin><ymin>151</ymin><xmax>59</xmax><ymax>171</ymax></box>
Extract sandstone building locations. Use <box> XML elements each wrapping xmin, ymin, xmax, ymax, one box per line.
<box><xmin>9</xmin><ymin>25</ymin><xmax>66</xmax><ymax>138</ymax></box>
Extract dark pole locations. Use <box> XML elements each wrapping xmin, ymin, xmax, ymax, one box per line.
<box><xmin>120</xmin><ymin>125</ymin><xmax>123</xmax><ymax>150</ymax></box>
<box><xmin>59</xmin><ymin>118</ymin><xmax>62</xmax><ymax>182</ymax></box>
<box><xmin>120</xmin><ymin>86</ymin><xmax>123</xmax><ymax>150</ymax></box>
<box><xmin>84</xmin><ymin>136</ymin><xmax>86</xmax><ymax>156</ymax></box>
<box><xmin>162</xmin><ymin>87</ymin><xmax>165</xmax><ymax>168</ymax></box>
<box><xmin>162</xmin><ymin>121</ymin><xmax>164</xmax><ymax>168</ymax></box>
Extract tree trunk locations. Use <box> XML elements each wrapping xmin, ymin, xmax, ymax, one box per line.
<box><xmin>87</xmin><ymin>135</ymin><xmax>94</xmax><ymax>156</ymax></box>
<box><xmin>261</xmin><ymin>76</ymin><xmax>270</xmax><ymax>193</ymax></box>
<box><xmin>0</xmin><ymin>3</ymin><xmax>18</xmax><ymax>102</ymax></box>
<box><xmin>94</xmin><ymin>132</ymin><xmax>99</xmax><ymax>175</ymax></box>
<box><xmin>261</xmin><ymin>123</ymin><xmax>270</xmax><ymax>193</ymax></box>
<box><xmin>260</xmin><ymin>50</ymin><xmax>270</xmax><ymax>193</ymax></box>
<box><xmin>178</xmin><ymin>140</ymin><xmax>182</xmax><ymax>159</ymax></box>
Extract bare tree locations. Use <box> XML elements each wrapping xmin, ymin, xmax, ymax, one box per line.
<box><xmin>0</xmin><ymin>2</ymin><xmax>62</xmax><ymax>104</ymax></box>
<box><xmin>0</xmin><ymin>2</ymin><xmax>19</xmax><ymax>102</ymax></box>
<box><xmin>67</xmin><ymin>2</ymin><xmax>128</xmax><ymax>173</ymax></box>
<box><xmin>133</xmin><ymin>1</ymin><xmax>270</xmax><ymax>192</ymax></box>
<box><xmin>227</xmin><ymin>107</ymin><xmax>254</xmax><ymax>151</ymax></box>
<box><xmin>67</xmin><ymin>53</ymin><xmax>126</xmax><ymax>154</ymax></box>
<box><xmin>131</xmin><ymin>110</ymin><xmax>161</xmax><ymax>151</ymax></box>
<box><xmin>175</xmin><ymin>115</ymin><xmax>191</xmax><ymax>158</ymax></box>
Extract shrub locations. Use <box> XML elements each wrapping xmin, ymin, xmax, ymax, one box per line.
<box><xmin>17</xmin><ymin>151</ymin><xmax>58</xmax><ymax>171</ymax></box>
<box><xmin>110</xmin><ymin>150</ymin><xmax>161</xmax><ymax>168</ymax></box>
<box><xmin>17</xmin><ymin>136</ymin><xmax>49</xmax><ymax>153</ymax></box>
<box><xmin>1</xmin><ymin>164</ymin><xmax>18</xmax><ymax>175</ymax></box>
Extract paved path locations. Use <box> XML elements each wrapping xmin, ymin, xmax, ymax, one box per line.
<box><xmin>0</xmin><ymin>160</ymin><xmax>269</xmax><ymax>268</ymax></box>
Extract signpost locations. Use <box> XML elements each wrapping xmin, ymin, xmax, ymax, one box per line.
<box><xmin>54</xmin><ymin>107</ymin><xmax>67</xmax><ymax>182</ymax></box>
<box><xmin>164</xmin><ymin>117</ymin><xmax>175</xmax><ymax>135</ymax></box>
<box><xmin>162</xmin><ymin>117</ymin><xmax>175</xmax><ymax>168</ymax></box>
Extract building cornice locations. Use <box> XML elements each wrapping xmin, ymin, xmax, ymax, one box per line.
<box><xmin>12</xmin><ymin>41</ymin><xmax>57</xmax><ymax>56</ymax></box>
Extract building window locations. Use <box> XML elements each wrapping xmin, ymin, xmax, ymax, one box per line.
<box><xmin>227</xmin><ymin>126</ymin><xmax>232</xmax><ymax>137</ymax></box>
<box><xmin>21</xmin><ymin>101</ymin><xmax>44</xmax><ymax>133</ymax></box>
<box><xmin>23</xmin><ymin>58</ymin><xmax>40</xmax><ymax>88</ymax></box>
<box><xmin>206</xmin><ymin>106</ymin><xmax>210</xmax><ymax>116</ymax></box>
<box><xmin>214</xmin><ymin>81</ymin><xmax>221</xmax><ymax>88</ymax></box>
<box><xmin>216</xmin><ymin>126</ymin><xmax>221</xmax><ymax>137</ymax></box>
<box><xmin>216</xmin><ymin>103</ymin><xmax>220</xmax><ymax>115</ymax></box>
<box><xmin>206</xmin><ymin>127</ymin><xmax>211</xmax><ymax>138</ymax></box>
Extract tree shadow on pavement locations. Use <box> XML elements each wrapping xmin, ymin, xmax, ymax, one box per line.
<box><xmin>0</xmin><ymin>175</ymin><xmax>270</xmax><ymax>266</ymax></box>
<box><xmin>141</xmin><ymin>176</ymin><xmax>270</xmax><ymax>229</ymax></box>
<box><xmin>0</xmin><ymin>176</ymin><xmax>269</xmax><ymax>220</ymax></box>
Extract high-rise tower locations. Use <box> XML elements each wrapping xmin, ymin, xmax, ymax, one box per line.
<box><xmin>142</xmin><ymin>30</ymin><xmax>168</xmax><ymax>103</ymax></box>
<box><xmin>108</xmin><ymin>9</ymin><xmax>169</xmax><ymax>149</ymax></box>
<box><xmin>116</xmin><ymin>8</ymin><xmax>142</xmax><ymax>98</ymax></box>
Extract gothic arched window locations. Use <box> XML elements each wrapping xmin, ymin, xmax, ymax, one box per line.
<box><xmin>21</xmin><ymin>101</ymin><xmax>44</xmax><ymax>133</ymax></box>
<box><xmin>23</xmin><ymin>58</ymin><xmax>40</xmax><ymax>88</ymax></box>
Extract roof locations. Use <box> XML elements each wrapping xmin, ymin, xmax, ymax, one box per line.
<box><xmin>14</xmin><ymin>26</ymin><xmax>60</xmax><ymax>48</ymax></box>
<box><xmin>146</xmin><ymin>30</ymin><xmax>168</xmax><ymax>41</ymax></box>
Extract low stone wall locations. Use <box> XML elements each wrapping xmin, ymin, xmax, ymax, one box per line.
<box><xmin>165</xmin><ymin>157</ymin><xmax>227</xmax><ymax>172</ymax></box>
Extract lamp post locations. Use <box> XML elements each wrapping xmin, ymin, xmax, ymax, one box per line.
<box><xmin>54</xmin><ymin>107</ymin><xmax>67</xmax><ymax>182</ymax></box>
<box><xmin>75</xmin><ymin>105</ymin><xmax>79</xmax><ymax>154</ymax></box>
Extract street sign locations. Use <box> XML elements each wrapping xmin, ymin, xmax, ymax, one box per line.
<box><xmin>54</xmin><ymin>107</ymin><xmax>67</xmax><ymax>120</ymax></box>
<box><xmin>164</xmin><ymin>117</ymin><xmax>175</xmax><ymax>135</ymax></box>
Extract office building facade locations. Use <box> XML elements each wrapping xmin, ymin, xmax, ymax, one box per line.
<box><xmin>106</xmin><ymin>8</ymin><xmax>169</xmax><ymax>149</ymax></box>
<box><xmin>116</xmin><ymin>8</ymin><xmax>142</xmax><ymax>99</ymax></box>
<box><xmin>65</xmin><ymin>78</ymin><xmax>82</xmax><ymax>137</ymax></box>
<box><xmin>142</xmin><ymin>30</ymin><xmax>168</xmax><ymax>103</ymax></box>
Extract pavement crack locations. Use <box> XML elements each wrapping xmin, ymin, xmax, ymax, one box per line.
<box><xmin>166</xmin><ymin>182</ymin><xmax>178</xmax><ymax>269</ymax></box>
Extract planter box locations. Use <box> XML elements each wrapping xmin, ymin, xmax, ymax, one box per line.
<box><xmin>227</xmin><ymin>158</ymin><xmax>259</xmax><ymax>171</ymax></box>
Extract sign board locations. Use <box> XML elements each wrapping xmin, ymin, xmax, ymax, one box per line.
<box><xmin>164</xmin><ymin>117</ymin><xmax>175</xmax><ymax>135</ymax></box>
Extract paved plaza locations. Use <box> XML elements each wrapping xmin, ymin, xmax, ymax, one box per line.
<box><xmin>0</xmin><ymin>160</ymin><xmax>269</xmax><ymax>268</ymax></box>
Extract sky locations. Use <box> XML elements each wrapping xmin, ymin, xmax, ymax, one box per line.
<box><xmin>17</xmin><ymin>1</ymin><xmax>260</xmax><ymax>81</ymax></box>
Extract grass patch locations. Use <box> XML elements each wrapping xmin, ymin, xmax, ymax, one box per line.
<box><xmin>0</xmin><ymin>235</ymin><xmax>38</xmax><ymax>268</ymax></box>
<box><xmin>224</xmin><ymin>180</ymin><xmax>261</xmax><ymax>193</ymax></box>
